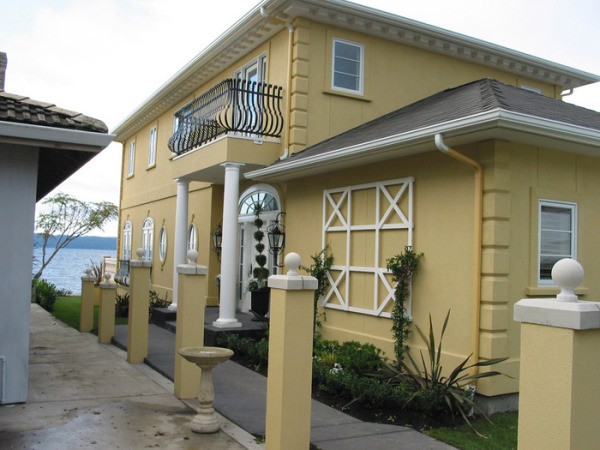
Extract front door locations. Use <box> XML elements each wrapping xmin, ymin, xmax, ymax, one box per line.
<box><xmin>237</xmin><ymin>187</ymin><xmax>280</xmax><ymax>312</ymax></box>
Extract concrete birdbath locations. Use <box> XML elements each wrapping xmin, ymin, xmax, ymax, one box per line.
<box><xmin>178</xmin><ymin>346</ymin><xmax>234</xmax><ymax>433</ymax></box>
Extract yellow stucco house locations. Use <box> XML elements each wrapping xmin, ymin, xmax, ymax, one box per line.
<box><xmin>113</xmin><ymin>0</ymin><xmax>600</xmax><ymax>406</ymax></box>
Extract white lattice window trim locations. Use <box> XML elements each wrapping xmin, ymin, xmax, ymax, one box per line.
<box><xmin>321</xmin><ymin>177</ymin><xmax>414</xmax><ymax>318</ymax></box>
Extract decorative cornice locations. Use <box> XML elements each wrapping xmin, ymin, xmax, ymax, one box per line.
<box><xmin>113</xmin><ymin>0</ymin><xmax>600</xmax><ymax>143</ymax></box>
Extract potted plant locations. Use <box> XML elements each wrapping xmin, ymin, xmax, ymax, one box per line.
<box><xmin>248</xmin><ymin>207</ymin><xmax>269</xmax><ymax>317</ymax></box>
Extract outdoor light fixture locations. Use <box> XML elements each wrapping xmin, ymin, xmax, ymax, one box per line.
<box><xmin>267</xmin><ymin>212</ymin><xmax>286</xmax><ymax>268</ymax></box>
<box><xmin>211</xmin><ymin>221</ymin><xmax>223</xmax><ymax>262</ymax></box>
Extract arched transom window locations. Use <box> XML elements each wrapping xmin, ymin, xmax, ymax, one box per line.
<box><xmin>239</xmin><ymin>190</ymin><xmax>279</xmax><ymax>217</ymax></box>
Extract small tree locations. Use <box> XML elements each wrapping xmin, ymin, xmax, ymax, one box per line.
<box><xmin>301</xmin><ymin>246</ymin><xmax>334</xmax><ymax>336</ymax></box>
<box><xmin>33</xmin><ymin>192</ymin><xmax>118</xmax><ymax>281</ymax></box>
<box><xmin>387</xmin><ymin>246</ymin><xmax>423</xmax><ymax>364</ymax></box>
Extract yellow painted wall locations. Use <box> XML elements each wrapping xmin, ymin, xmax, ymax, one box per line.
<box><xmin>285</xmin><ymin>140</ymin><xmax>600</xmax><ymax>396</ymax></box>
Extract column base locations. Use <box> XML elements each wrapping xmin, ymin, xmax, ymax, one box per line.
<box><xmin>212</xmin><ymin>319</ymin><xmax>242</xmax><ymax>328</ymax></box>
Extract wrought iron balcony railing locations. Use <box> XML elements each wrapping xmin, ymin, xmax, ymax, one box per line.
<box><xmin>168</xmin><ymin>78</ymin><xmax>284</xmax><ymax>155</ymax></box>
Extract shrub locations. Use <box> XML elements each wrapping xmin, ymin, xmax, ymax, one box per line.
<box><xmin>32</xmin><ymin>278</ymin><xmax>63</xmax><ymax>312</ymax></box>
<box><xmin>148</xmin><ymin>290</ymin><xmax>169</xmax><ymax>322</ymax></box>
<box><xmin>115</xmin><ymin>292</ymin><xmax>129</xmax><ymax>318</ymax></box>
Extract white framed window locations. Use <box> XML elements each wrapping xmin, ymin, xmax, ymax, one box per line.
<box><xmin>148</xmin><ymin>126</ymin><xmax>157</xmax><ymax>167</ymax></box>
<box><xmin>235</xmin><ymin>53</ymin><xmax>267</xmax><ymax>84</ymax></box>
<box><xmin>187</xmin><ymin>224</ymin><xmax>197</xmax><ymax>252</ymax></box>
<box><xmin>142</xmin><ymin>217</ymin><xmax>154</xmax><ymax>261</ymax></box>
<box><xmin>332</xmin><ymin>38</ymin><xmax>364</xmax><ymax>94</ymax></box>
<box><xmin>538</xmin><ymin>200</ymin><xmax>577</xmax><ymax>284</ymax></box>
<box><xmin>127</xmin><ymin>140</ymin><xmax>136</xmax><ymax>176</ymax></box>
<box><xmin>122</xmin><ymin>221</ymin><xmax>132</xmax><ymax>260</ymax></box>
<box><xmin>158</xmin><ymin>226</ymin><xmax>167</xmax><ymax>263</ymax></box>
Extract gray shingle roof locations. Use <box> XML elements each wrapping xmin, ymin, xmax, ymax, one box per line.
<box><xmin>0</xmin><ymin>91</ymin><xmax>108</xmax><ymax>133</ymax></box>
<box><xmin>285</xmin><ymin>78</ymin><xmax>600</xmax><ymax>163</ymax></box>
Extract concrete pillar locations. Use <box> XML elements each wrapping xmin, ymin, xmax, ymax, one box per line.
<box><xmin>265</xmin><ymin>252</ymin><xmax>317</xmax><ymax>450</ymax></box>
<box><xmin>514</xmin><ymin>259</ymin><xmax>600</xmax><ymax>450</ymax></box>
<box><xmin>97</xmin><ymin>275</ymin><xmax>117</xmax><ymax>344</ymax></box>
<box><xmin>127</xmin><ymin>248</ymin><xmax>152</xmax><ymax>363</ymax></box>
<box><xmin>170</xmin><ymin>178</ymin><xmax>190</xmax><ymax>311</ymax></box>
<box><xmin>174</xmin><ymin>250</ymin><xmax>208</xmax><ymax>399</ymax></box>
<box><xmin>213</xmin><ymin>162</ymin><xmax>243</xmax><ymax>328</ymax></box>
<box><xmin>79</xmin><ymin>275</ymin><xmax>96</xmax><ymax>333</ymax></box>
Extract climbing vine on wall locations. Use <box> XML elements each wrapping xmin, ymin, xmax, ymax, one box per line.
<box><xmin>386</xmin><ymin>246</ymin><xmax>424</xmax><ymax>364</ymax></box>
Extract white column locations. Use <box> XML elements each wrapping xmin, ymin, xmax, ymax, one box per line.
<box><xmin>170</xmin><ymin>178</ymin><xmax>190</xmax><ymax>311</ymax></box>
<box><xmin>214</xmin><ymin>163</ymin><xmax>244</xmax><ymax>328</ymax></box>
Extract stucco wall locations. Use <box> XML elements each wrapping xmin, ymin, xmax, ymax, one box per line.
<box><xmin>0</xmin><ymin>144</ymin><xmax>38</xmax><ymax>404</ymax></box>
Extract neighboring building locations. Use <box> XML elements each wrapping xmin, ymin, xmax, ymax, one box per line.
<box><xmin>112</xmin><ymin>0</ymin><xmax>600</xmax><ymax>403</ymax></box>
<box><xmin>0</xmin><ymin>52</ymin><xmax>113</xmax><ymax>404</ymax></box>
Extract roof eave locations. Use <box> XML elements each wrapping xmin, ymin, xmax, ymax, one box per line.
<box><xmin>0</xmin><ymin>121</ymin><xmax>114</xmax><ymax>151</ymax></box>
<box><xmin>245</xmin><ymin>110</ymin><xmax>600</xmax><ymax>181</ymax></box>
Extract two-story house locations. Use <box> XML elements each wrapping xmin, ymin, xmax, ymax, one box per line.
<box><xmin>113</xmin><ymin>0</ymin><xmax>600</xmax><ymax>406</ymax></box>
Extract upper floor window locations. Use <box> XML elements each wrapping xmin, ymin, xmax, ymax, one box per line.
<box><xmin>235</xmin><ymin>54</ymin><xmax>267</xmax><ymax>84</ymax></box>
<box><xmin>148</xmin><ymin>126</ymin><xmax>157</xmax><ymax>167</ymax></box>
<box><xmin>142</xmin><ymin>217</ymin><xmax>154</xmax><ymax>261</ymax></box>
<box><xmin>127</xmin><ymin>141</ymin><xmax>136</xmax><ymax>176</ymax></box>
<box><xmin>332</xmin><ymin>38</ymin><xmax>363</xmax><ymax>94</ymax></box>
<box><xmin>538</xmin><ymin>200</ymin><xmax>577</xmax><ymax>284</ymax></box>
<box><xmin>122</xmin><ymin>221</ymin><xmax>132</xmax><ymax>260</ymax></box>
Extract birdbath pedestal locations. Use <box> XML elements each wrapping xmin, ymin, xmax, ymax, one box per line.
<box><xmin>178</xmin><ymin>346</ymin><xmax>234</xmax><ymax>433</ymax></box>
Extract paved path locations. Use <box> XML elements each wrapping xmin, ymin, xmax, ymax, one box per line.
<box><xmin>0</xmin><ymin>305</ymin><xmax>259</xmax><ymax>450</ymax></box>
<box><xmin>114</xmin><ymin>319</ymin><xmax>455</xmax><ymax>450</ymax></box>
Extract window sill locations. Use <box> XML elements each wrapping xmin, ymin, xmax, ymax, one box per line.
<box><xmin>323</xmin><ymin>88</ymin><xmax>371</xmax><ymax>102</ymax></box>
<box><xmin>526</xmin><ymin>286</ymin><xmax>589</xmax><ymax>297</ymax></box>
<box><xmin>146</xmin><ymin>164</ymin><xmax>156</xmax><ymax>171</ymax></box>
<box><xmin>126</xmin><ymin>173</ymin><xmax>134</xmax><ymax>179</ymax></box>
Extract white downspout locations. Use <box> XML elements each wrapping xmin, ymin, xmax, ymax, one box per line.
<box><xmin>435</xmin><ymin>133</ymin><xmax>483</xmax><ymax>374</ymax></box>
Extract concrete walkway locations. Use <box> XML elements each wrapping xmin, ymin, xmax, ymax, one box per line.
<box><xmin>113</xmin><ymin>316</ymin><xmax>455</xmax><ymax>450</ymax></box>
<box><xmin>0</xmin><ymin>305</ymin><xmax>260</xmax><ymax>450</ymax></box>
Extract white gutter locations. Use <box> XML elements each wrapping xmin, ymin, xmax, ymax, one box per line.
<box><xmin>0</xmin><ymin>121</ymin><xmax>114</xmax><ymax>151</ymax></box>
<box><xmin>246</xmin><ymin>109</ymin><xmax>600</xmax><ymax>180</ymax></box>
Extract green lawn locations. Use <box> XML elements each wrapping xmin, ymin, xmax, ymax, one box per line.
<box><xmin>53</xmin><ymin>296</ymin><xmax>127</xmax><ymax>332</ymax></box>
<box><xmin>424</xmin><ymin>412</ymin><xmax>518</xmax><ymax>450</ymax></box>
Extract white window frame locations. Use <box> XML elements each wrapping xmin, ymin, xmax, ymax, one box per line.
<box><xmin>142</xmin><ymin>217</ymin><xmax>154</xmax><ymax>261</ymax></box>
<box><xmin>235</xmin><ymin>53</ymin><xmax>267</xmax><ymax>83</ymax></box>
<box><xmin>331</xmin><ymin>38</ymin><xmax>364</xmax><ymax>95</ymax></box>
<box><xmin>127</xmin><ymin>140</ymin><xmax>136</xmax><ymax>177</ymax></box>
<box><xmin>148</xmin><ymin>126</ymin><xmax>157</xmax><ymax>167</ymax></box>
<box><xmin>122</xmin><ymin>221</ymin><xmax>132</xmax><ymax>260</ymax></box>
<box><xmin>187</xmin><ymin>223</ymin><xmax>197</xmax><ymax>252</ymax></box>
<box><xmin>538</xmin><ymin>200</ymin><xmax>577</xmax><ymax>285</ymax></box>
<box><xmin>321</xmin><ymin>177</ymin><xmax>414</xmax><ymax>318</ymax></box>
<box><xmin>158</xmin><ymin>226</ymin><xmax>167</xmax><ymax>263</ymax></box>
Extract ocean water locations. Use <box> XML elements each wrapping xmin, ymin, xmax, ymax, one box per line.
<box><xmin>33</xmin><ymin>247</ymin><xmax>116</xmax><ymax>295</ymax></box>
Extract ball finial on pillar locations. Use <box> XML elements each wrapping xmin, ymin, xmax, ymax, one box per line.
<box><xmin>136</xmin><ymin>248</ymin><xmax>145</xmax><ymax>260</ymax></box>
<box><xmin>187</xmin><ymin>249</ymin><xmax>198</xmax><ymax>264</ymax></box>
<box><xmin>284</xmin><ymin>252</ymin><xmax>301</xmax><ymax>276</ymax></box>
<box><xmin>552</xmin><ymin>258</ymin><xmax>584</xmax><ymax>302</ymax></box>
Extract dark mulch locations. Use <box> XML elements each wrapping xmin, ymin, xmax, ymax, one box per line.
<box><xmin>229</xmin><ymin>353</ymin><xmax>464</xmax><ymax>432</ymax></box>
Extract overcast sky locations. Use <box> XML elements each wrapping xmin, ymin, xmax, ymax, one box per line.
<box><xmin>2</xmin><ymin>0</ymin><xmax>598</xmax><ymax>236</ymax></box>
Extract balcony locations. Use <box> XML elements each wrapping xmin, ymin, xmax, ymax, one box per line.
<box><xmin>168</xmin><ymin>78</ymin><xmax>284</xmax><ymax>156</ymax></box>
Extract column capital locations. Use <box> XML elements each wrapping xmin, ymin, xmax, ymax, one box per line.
<box><xmin>221</xmin><ymin>162</ymin><xmax>245</xmax><ymax>170</ymax></box>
